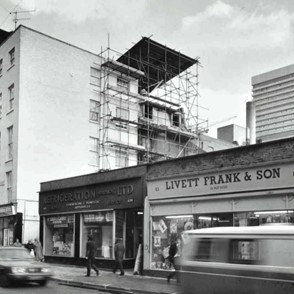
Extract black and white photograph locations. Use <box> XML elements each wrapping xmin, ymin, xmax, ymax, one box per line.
<box><xmin>0</xmin><ymin>0</ymin><xmax>294</xmax><ymax>293</ymax></box>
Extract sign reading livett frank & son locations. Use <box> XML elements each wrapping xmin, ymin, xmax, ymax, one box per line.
<box><xmin>39</xmin><ymin>178</ymin><xmax>143</xmax><ymax>215</ymax></box>
<box><xmin>148</xmin><ymin>164</ymin><xmax>294</xmax><ymax>199</ymax></box>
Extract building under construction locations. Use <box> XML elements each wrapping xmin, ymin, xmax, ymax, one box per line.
<box><xmin>96</xmin><ymin>37</ymin><xmax>206</xmax><ymax>170</ymax></box>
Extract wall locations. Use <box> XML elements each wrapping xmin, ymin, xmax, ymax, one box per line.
<box><xmin>147</xmin><ymin>137</ymin><xmax>294</xmax><ymax>180</ymax></box>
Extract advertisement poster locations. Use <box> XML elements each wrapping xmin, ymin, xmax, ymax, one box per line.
<box><xmin>154</xmin><ymin>236</ymin><xmax>161</xmax><ymax>247</ymax></box>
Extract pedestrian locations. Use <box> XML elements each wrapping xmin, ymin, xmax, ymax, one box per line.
<box><xmin>13</xmin><ymin>238</ymin><xmax>22</xmax><ymax>247</ymax></box>
<box><xmin>85</xmin><ymin>235</ymin><xmax>99</xmax><ymax>277</ymax></box>
<box><xmin>25</xmin><ymin>240</ymin><xmax>35</xmax><ymax>256</ymax></box>
<box><xmin>113</xmin><ymin>238</ymin><xmax>125</xmax><ymax>276</ymax></box>
<box><xmin>34</xmin><ymin>238</ymin><xmax>44</xmax><ymax>262</ymax></box>
<box><xmin>167</xmin><ymin>234</ymin><xmax>181</xmax><ymax>283</ymax></box>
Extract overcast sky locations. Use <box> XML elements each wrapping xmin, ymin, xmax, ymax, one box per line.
<box><xmin>1</xmin><ymin>0</ymin><xmax>294</xmax><ymax>137</ymax></box>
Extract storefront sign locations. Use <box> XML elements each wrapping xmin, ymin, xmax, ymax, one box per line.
<box><xmin>46</xmin><ymin>215</ymin><xmax>73</xmax><ymax>226</ymax></box>
<box><xmin>148</xmin><ymin>164</ymin><xmax>294</xmax><ymax>199</ymax></box>
<box><xmin>39</xmin><ymin>178</ymin><xmax>143</xmax><ymax>214</ymax></box>
<box><xmin>0</xmin><ymin>205</ymin><xmax>16</xmax><ymax>217</ymax></box>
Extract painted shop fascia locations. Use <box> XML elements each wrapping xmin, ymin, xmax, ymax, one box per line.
<box><xmin>143</xmin><ymin>138</ymin><xmax>294</xmax><ymax>274</ymax></box>
<box><xmin>39</xmin><ymin>165</ymin><xmax>146</xmax><ymax>268</ymax></box>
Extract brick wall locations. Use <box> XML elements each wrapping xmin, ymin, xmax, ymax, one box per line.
<box><xmin>147</xmin><ymin>137</ymin><xmax>294</xmax><ymax>180</ymax></box>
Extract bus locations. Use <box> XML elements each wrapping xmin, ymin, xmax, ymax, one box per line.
<box><xmin>180</xmin><ymin>225</ymin><xmax>294</xmax><ymax>294</ymax></box>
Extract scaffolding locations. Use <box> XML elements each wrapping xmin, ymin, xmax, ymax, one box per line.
<box><xmin>96</xmin><ymin>37</ymin><xmax>207</xmax><ymax>170</ymax></box>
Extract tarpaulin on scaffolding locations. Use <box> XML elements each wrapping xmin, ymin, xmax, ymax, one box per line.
<box><xmin>117</xmin><ymin>37</ymin><xmax>198</xmax><ymax>94</ymax></box>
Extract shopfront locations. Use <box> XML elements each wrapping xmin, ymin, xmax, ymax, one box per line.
<box><xmin>143</xmin><ymin>139</ymin><xmax>294</xmax><ymax>274</ymax></box>
<box><xmin>0</xmin><ymin>204</ymin><xmax>22</xmax><ymax>246</ymax></box>
<box><xmin>39</xmin><ymin>166</ymin><xmax>146</xmax><ymax>268</ymax></box>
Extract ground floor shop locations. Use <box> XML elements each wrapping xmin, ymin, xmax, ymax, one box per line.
<box><xmin>39</xmin><ymin>166</ymin><xmax>146</xmax><ymax>269</ymax></box>
<box><xmin>144</xmin><ymin>161</ymin><xmax>294</xmax><ymax>272</ymax></box>
<box><xmin>0</xmin><ymin>204</ymin><xmax>22</xmax><ymax>246</ymax></box>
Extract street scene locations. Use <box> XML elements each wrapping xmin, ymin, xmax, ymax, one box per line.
<box><xmin>0</xmin><ymin>0</ymin><xmax>294</xmax><ymax>293</ymax></box>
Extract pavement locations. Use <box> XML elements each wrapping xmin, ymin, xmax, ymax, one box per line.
<box><xmin>50</xmin><ymin>263</ymin><xmax>182</xmax><ymax>294</ymax></box>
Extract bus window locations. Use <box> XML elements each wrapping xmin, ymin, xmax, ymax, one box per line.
<box><xmin>184</xmin><ymin>238</ymin><xmax>212</xmax><ymax>261</ymax></box>
<box><xmin>230</xmin><ymin>239</ymin><xmax>259</xmax><ymax>264</ymax></box>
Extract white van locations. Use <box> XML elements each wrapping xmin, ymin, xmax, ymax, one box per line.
<box><xmin>180</xmin><ymin>225</ymin><xmax>294</xmax><ymax>294</ymax></box>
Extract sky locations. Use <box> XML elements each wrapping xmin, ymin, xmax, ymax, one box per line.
<box><xmin>1</xmin><ymin>0</ymin><xmax>294</xmax><ymax>137</ymax></box>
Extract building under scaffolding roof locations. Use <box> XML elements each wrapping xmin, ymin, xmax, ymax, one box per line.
<box><xmin>97</xmin><ymin>36</ymin><xmax>206</xmax><ymax>169</ymax></box>
<box><xmin>117</xmin><ymin>37</ymin><xmax>199</xmax><ymax>93</ymax></box>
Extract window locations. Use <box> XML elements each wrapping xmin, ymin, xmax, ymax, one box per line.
<box><xmin>89</xmin><ymin>137</ymin><xmax>99</xmax><ymax>167</ymax></box>
<box><xmin>81</xmin><ymin>211</ymin><xmax>113</xmax><ymax>258</ymax></box>
<box><xmin>90</xmin><ymin>67</ymin><xmax>101</xmax><ymax>86</ymax></box>
<box><xmin>172</xmin><ymin>112</ymin><xmax>181</xmax><ymax>127</ymax></box>
<box><xmin>115</xmin><ymin>149</ymin><xmax>128</xmax><ymax>168</ymax></box>
<box><xmin>116</xmin><ymin>107</ymin><xmax>129</xmax><ymax>129</ymax></box>
<box><xmin>0</xmin><ymin>59</ymin><xmax>2</xmax><ymax>75</ymax></box>
<box><xmin>44</xmin><ymin>215</ymin><xmax>75</xmax><ymax>257</ymax></box>
<box><xmin>6</xmin><ymin>171</ymin><xmax>12</xmax><ymax>201</ymax></box>
<box><xmin>9</xmin><ymin>48</ymin><xmax>15</xmax><ymax>66</ymax></box>
<box><xmin>7</xmin><ymin>126</ymin><xmax>13</xmax><ymax>160</ymax></box>
<box><xmin>89</xmin><ymin>100</ymin><xmax>100</xmax><ymax>122</ymax></box>
<box><xmin>8</xmin><ymin>84</ymin><xmax>14</xmax><ymax>111</ymax></box>
<box><xmin>144</xmin><ymin>104</ymin><xmax>153</xmax><ymax>119</ymax></box>
<box><xmin>230</xmin><ymin>239</ymin><xmax>259</xmax><ymax>264</ymax></box>
<box><xmin>117</xmin><ymin>77</ymin><xmax>129</xmax><ymax>92</ymax></box>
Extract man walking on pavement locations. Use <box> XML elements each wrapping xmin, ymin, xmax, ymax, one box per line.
<box><xmin>113</xmin><ymin>238</ymin><xmax>125</xmax><ymax>276</ymax></box>
<box><xmin>86</xmin><ymin>235</ymin><xmax>99</xmax><ymax>277</ymax></box>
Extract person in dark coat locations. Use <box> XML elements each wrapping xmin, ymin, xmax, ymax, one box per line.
<box><xmin>25</xmin><ymin>240</ymin><xmax>35</xmax><ymax>256</ymax></box>
<box><xmin>86</xmin><ymin>235</ymin><xmax>99</xmax><ymax>277</ymax></box>
<box><xmin>113</xmin><ymin>238</ymin><xmax>125</xmax><ymax>276</ymax></box>
<box><xmin>167</xmin><ymin>235</ymin><xmax>181</xmax><ymax>283</ymax></box>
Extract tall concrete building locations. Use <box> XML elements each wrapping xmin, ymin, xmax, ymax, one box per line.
<box><xmin>251</xmin><ymin>64</ymin><xmax>294</xmax><ymax>142</ymax></box>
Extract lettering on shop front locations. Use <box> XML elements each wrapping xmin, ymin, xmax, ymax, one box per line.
<box><xmin>165</xmin><ymin>168</ymin><xmax>281</xmax><ymax>191</ymax></box>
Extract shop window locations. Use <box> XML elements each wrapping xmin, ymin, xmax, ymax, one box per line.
<box><xmin>151</xmin><ymin>215</ymin><xmax>193</xmax><ymax>270</ymax></box>
<box><xmin>44</xmin><ymin>215</ymin><xmax>75</xmax><ymax>257</ymax></box>
<box><xmin>81</xmin><ymin>211</ymin><xmax>114</xmax><ymax>259</ymax></box>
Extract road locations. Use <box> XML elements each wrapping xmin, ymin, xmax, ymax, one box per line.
<box><xmin>1</xmin><ymin>279</ymin><xmax>113</xmax><ymax>294</ymax></box>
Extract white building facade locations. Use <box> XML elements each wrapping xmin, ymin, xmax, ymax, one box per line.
<box><xmin>0</xmin><ymin>26</ymin><xmax>144</xmax><ymax>244</ymax></box>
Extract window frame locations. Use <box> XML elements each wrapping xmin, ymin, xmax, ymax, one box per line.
<box><xmin>115</xmin><ymin>149</ymin><xmax>128</xmax><ymax>168</ymax></box>
<box><xmin>89</xmin><ymin>136</ymin><xmax>99</xmax><ymax>167</ymax></box>
<box><xmin>9</xmin><ymin>48</ymin><xmax>15</xmax><ymax>66</ymax></box>
<box><xmin>89</xmin><ymin>99</ymin><xmax>100</xmax><ymax>122</ymax></box>
<box><xmin>8</xmin><ymin>84</ymin><xmax>14</xmax><ymax>111</ymax></box>
<box><xmin>117</xmin><ymin>77</ymin><xmax>129</xmax><ymax>92</ymax></box>
<box><xmin>7</xmin><ymin>126</ymin><xmax>13</xmax><ymax>160</ymax></box>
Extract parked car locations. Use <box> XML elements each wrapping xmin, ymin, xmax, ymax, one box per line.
<box><xmin>0</xmin><ymin>246</ymin><xmax>52</xmax><ymax>287</ymax></box>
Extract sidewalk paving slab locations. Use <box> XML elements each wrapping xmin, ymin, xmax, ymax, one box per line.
<box><xmin>49</xmin><ymin>264</ymin><xmax>182</xmax><ymax>294</ymax></box>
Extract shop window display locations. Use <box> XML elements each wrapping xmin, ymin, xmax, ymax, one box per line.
<box><xmin>44</xmin><ymin>214</ymin><xmax>74</xmax><ymax>257</ymax></box>
<box><xmin>81</xmin><ymin>210</ymin><xmax>113</xmax><ymax>259</ymax></box>
<box><xmin>151</xmin><ymin>215</ymin><xmax>193</xmax><ymax>270</ymax></box>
